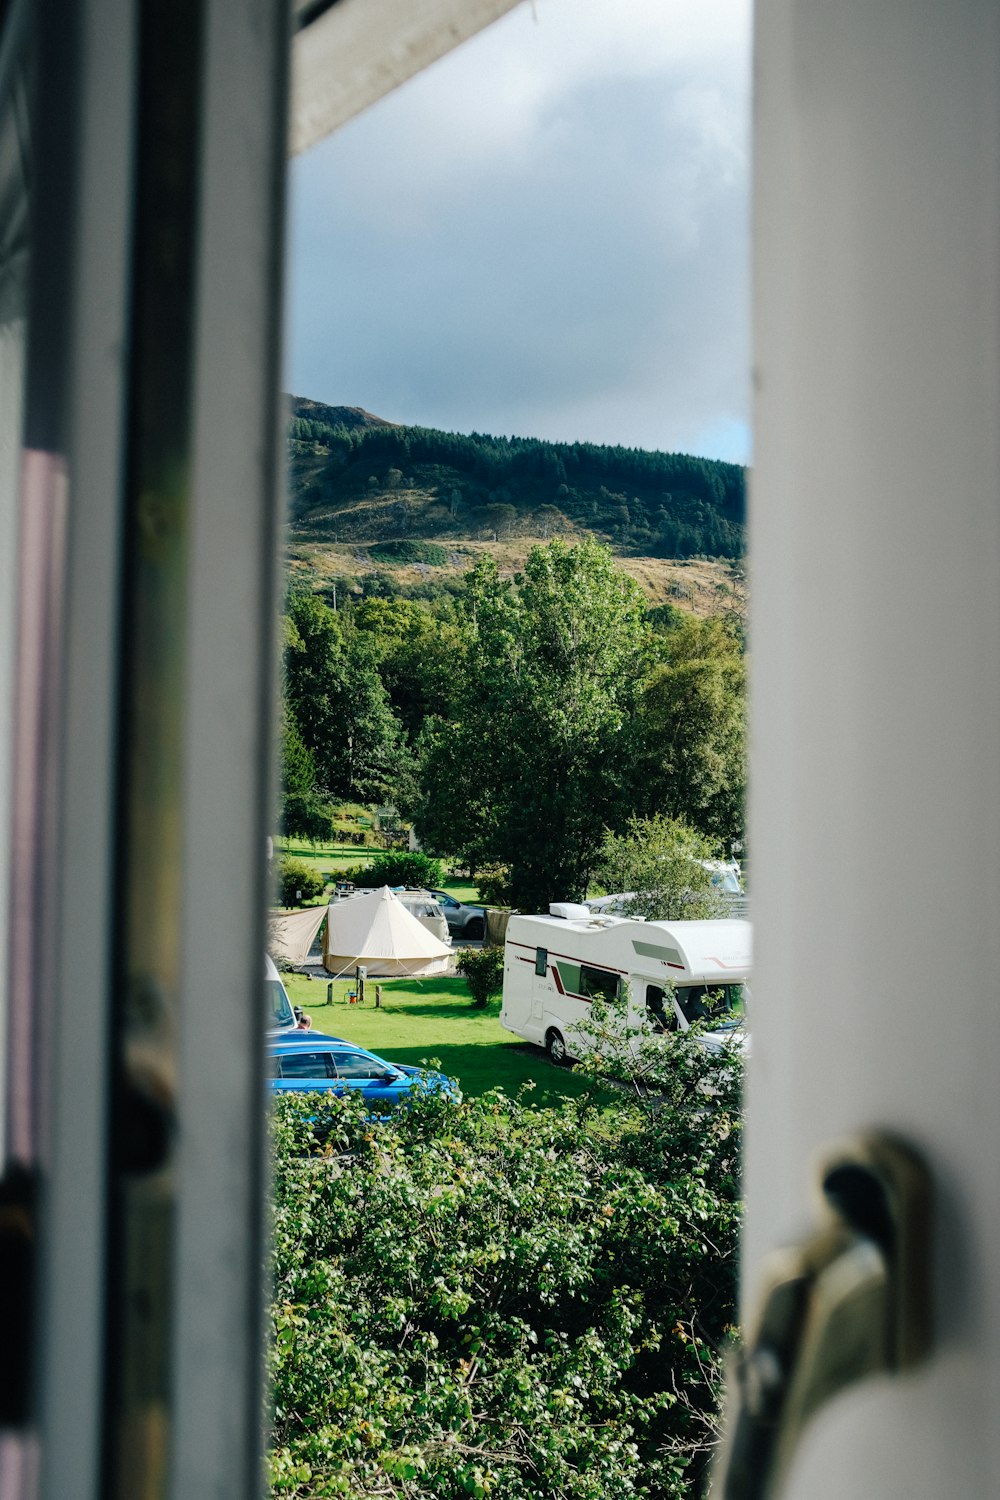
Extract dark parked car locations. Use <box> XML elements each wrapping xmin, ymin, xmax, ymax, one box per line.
<box><xmin>268</xmin><ymin>1034</ymin><xmax>460</xmax><ymax>1107</ymax></box>
<box><xmin>428</xmin><ymin>889</ymin><xmax>486</xmax><ymax>940</ymax></box>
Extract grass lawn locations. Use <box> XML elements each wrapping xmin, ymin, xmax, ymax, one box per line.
<box><xmin>281</xmin><ymin>971</ymin><xmax>597</xmax><ymax>1106</ymax></box>
<box><xmin>436</xmin><ymin>879</ymin><xmax>481</xmax><ymax>903</ymax></box>
<box><xmin>274</xmin><ymin>839</ymin><xmax>481</xmax><ymax>903</ymax></box>
<box><xmin>275</xmin><ymin>838</ymin><xmax>373</xmax><ymax>873</ymax></box>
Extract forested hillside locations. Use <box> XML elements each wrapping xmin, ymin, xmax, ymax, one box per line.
<box><xmin>287</xmin><ymin>395</ymin><xmax>746</xmax><ymax>562</ymax></box>
<box><xmin>281</xmin><ymin>403</ymin><xmax>748</xmax><ymax>901</ymax></box>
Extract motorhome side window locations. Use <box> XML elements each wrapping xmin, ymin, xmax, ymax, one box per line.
<box><xmin>579</xmin><ymin>965</ymin><xmax>620</xmax><ymax>1002</ymax></box>
<box><xmin>534</xmin><ymin>947</ymin><xmax>548</xmax><ymax>977</ymax></box>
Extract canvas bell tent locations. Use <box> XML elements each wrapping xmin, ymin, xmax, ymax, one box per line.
<box><xmin>323</xmin><ymin>885</ymin><xmax>452</xmax><ymax>977</ymax></box>
<box><xmin>267</xmin><ymin>904</ymin><xmax>327</xmax><ymax>967</ymax></box>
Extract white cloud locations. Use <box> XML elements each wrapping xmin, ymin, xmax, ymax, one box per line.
<box><xmin>287</xmin><ymin>0</ymin><xmax>751</xmax><ymax>461</ymax></box>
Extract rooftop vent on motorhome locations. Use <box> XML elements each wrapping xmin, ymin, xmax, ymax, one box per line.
<box><xmin>549</xmin><ymin>902</ymin><xmax>591</xmax><ymax>920</ymax></box>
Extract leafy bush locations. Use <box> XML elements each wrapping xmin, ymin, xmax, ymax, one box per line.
<box><xmin>354</xmin><ymin>849</ymin><xmax>446</xmax><ymax>890</ymax></box>
<box><xmin>268</xmin><ymin>1065</ymin><xmax>741</xmax><ymax>1500</ymax></box>
<box><xmin>595</xmin><ymin>816</ymin><xmax>727</xmax><ymax>922</ymax></box>
<box><xmin>473</xmin><ymin>864</ymin><xmax>513</xmax><ymax>906</ymax></box>
<box><xmin>455</xmin><ymin>946</ymin><xmax>505</xmax><ymax>1008</ymax></box>
<box><xmin>277</xmin><ymin>857</ymin><xmax>326</xmax><ymax>907</ymax></box>
<box><xmin>370</xmin><ymin>539</ymin><xmax>449</xmax><ymax>567</ymax></box>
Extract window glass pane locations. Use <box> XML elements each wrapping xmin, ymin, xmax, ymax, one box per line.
<box><xmin>553</xmin><ymin>961</ymin><xmax>581</xmax><ymax>995</ymax></box>
<box><xmin>675</xmin><ymin>985</ymin><xmax>740</xmax><ymax>1025</ymax></box>
<box><xmin>278</xmin><ymin>1051</ymin><xmax>333</xmax><ymax>1079</ymax></box>
<box><xmin>579</xmin><ymin>965</ymin><xmax>619</xmax><ymax>1002</ymax></box>
<box><xmin>0</xmin><ymin>11</ymin><xmax>32</xmax><ymax>1168</ymax></box>
<box><xmin>331</xmin><ymin>1050</ymin><xmax>387</xmax><ymax>1080</ymax></box>
<box><xmin>266</xmin><ymin>978</ymin><xmax>294</xmax><ymax>1029</ymax></box>
<box><xmin>534</xmin><ymin>946</ymin><xmax>547</xmax><ymax>977</ymax></box>
<box><xmin>645</xmin><ymin>984</ymin><xmax>676</xmax><ymax>1032</ymax></box>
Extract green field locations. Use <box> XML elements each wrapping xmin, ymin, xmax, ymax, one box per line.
<box><xmin>274</xmin><ymin>837</ymin><xmax>480</xmax><ymax>903</ymax></box>
<box><xmin>274</xmin><ymin>838</ymin><xmax>375</xmax><ymax>874</ymax></box>
<box><xmin>281</xmin><ymin>971</ymin><xmax>597</xmax><ymax>1105</ymax></box>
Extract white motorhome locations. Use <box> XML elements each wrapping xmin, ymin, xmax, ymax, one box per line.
<box><xmin>501</xmin><ymin>912</ymin><xmax>751</xmax><ymax>1064</ymax></box>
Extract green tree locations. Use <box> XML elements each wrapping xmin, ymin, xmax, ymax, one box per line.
<box><xmin>278</xmin><ymin>705</ymin><xmax>330</xmax><ymax>839</ymax></box>
<box><xmin>535</xmin><ymin>503</ymin><xmax>562</xmax><ymax>539</ymax></box>
<box><xmin>481</xmin><ymin>502</ymin><xmax>516</xmax><ymax>541</ymax></box>
<box><xmin>283</xmin><ymin>590</ymin><xmax>410</xmax><ymax>804</ymax></box>
<box><xmin>636</xmin><ymin>616</ymin><xmax>746</xmax><ymax>847</ymax></box>
<box><xmin>596</xmin><ymin>814</ymin><xmax>727</xmax><ymax>920</ymax></box>
<box><xmin>350</xmin><ymin>595</ymin><xmax>464</xmax><ymax>741</ymax></box>
<box><xmin>412</xmin><ymin>539</ymin><xmax>651</xmax><ymax>910</ymax></box>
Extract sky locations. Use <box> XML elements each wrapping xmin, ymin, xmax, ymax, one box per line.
<box><xmin>286</xmin><ymin>0</ymin><xmax>752</xmax><ymax>464</ymax></box>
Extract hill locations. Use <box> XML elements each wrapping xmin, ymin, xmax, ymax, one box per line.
<box><xmin>286</xmin><ymin>538</ymin><xmax>745</xmax><ymax>615</ymax></box>
<box><xmin>286</xmin><ymin>400</ymin><xmax>746</xmax><ymax>561</ymax></box>
<box><xmin>288</xmin><ymin>395</ymin><xmax>396</xmax><ymax>432</ymax></box>
<box><xmin>284</xmin><ymin>399</ymin><xmax>747</xmax><ymax>614</ymax></box>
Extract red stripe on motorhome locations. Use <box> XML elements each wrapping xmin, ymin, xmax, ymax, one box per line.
<box><xmin>507</xmin><ymin>939</ymin><xmax>628</xmax><ymax>975</ymax></box>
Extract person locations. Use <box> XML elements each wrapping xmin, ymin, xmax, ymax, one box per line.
<box><xmin>293</xmin><ymin>1006</ymin><xmax>312</xmax><ymax>1031</ymax></box>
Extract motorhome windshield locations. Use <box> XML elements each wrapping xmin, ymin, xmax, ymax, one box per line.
<box><xmin>267</xmin><ymin>977</ymin><xmax>296</xmax><ymax>1030</ymax></box>
<box><xmin>675</xmin><ymin>984</ymin><xmax>744</xmax><ymax>1027</ymax></box>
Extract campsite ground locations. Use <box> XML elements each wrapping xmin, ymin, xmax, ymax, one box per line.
<box><xmin>281</xmin><ymin>971</ymin><xmax>598</xmax><ymax>1105</ymax></box>
<box><xmin>274</xmin><ymin>841</ymin><xmax>563</xmax><ymax>1099</ymax></box>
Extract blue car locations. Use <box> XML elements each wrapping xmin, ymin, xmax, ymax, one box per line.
<box><xmin>268</xmin><ymin>1033</ymin><xmax>460</xmax><ymax>1108</ymax></box>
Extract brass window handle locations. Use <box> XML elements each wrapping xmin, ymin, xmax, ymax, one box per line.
<box><xmin>711</xmin><ymin>1133</ymin><xmax>933</xmax><ymax>1500</ymax></box>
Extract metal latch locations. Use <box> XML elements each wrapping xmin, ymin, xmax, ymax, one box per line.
<box><xmin>711</xmin><ymin>1132</ymin><xmax>932</xmax><ymax>1500</ymax></box>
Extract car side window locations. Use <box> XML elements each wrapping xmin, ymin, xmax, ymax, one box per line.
<box><xmin>330</xmin><ymin>1050</ymin><xmax>391</xmax><ymax>1080</ymax></box>
<box><xmin>276</xmin><ymin>1050</ymin><xmax>335</xmax><ymax>1079</ymax></box>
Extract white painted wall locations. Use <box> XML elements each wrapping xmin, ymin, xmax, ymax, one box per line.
<box><xmin>749</xmin><ymin>0</ymin><xmax>1000</xmax><ymax>1493</ymax></box>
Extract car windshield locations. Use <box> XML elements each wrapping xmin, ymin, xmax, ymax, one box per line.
<box><xmin>675</xmin><ymin>983</ymin><xmax>744</xmax><ymax>1028</ymax></box>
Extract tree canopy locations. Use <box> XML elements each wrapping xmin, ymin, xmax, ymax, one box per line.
<box><xmin>634</xmin><ymin>617</ymin><xmax>746</xmax><ymax>848</ymax></box>
<box><xmin>278</xmin><ymin>542</ymin><xmax>746</xmax><ymax>895</ymax></box>
<box><xmin>282</xmin><ymin>590</ymin><xmax>410</xmax><ymax>812</ymax></box>
<box><xmin>596</xmin><ymin>815</ymin><xmax>727</xmax><ymax>922</ymax></box>
<box><xmin>411</xmin><ymin>539</ymin><xmax>651</xmax><ymax>910</ymax></box>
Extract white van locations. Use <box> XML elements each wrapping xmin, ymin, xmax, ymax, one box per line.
<box><xmin>266</xmin><ymin>953</ymin><xmax>297</xmax><ymax>1032</ymax></box>
<box><xmin>500</xmin><ymin>912</ymin><xmax>751</xmax><ymax>1064</ymax></box>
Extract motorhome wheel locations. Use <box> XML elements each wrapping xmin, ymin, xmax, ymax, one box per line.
<box><xmin>545</xmin><ymin>1028</ymin><xmax>567</xmax><ymax>1065</ymax></box>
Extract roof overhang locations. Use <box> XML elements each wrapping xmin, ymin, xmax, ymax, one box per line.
<box><xmin>290</xmin><ymin>0</ymin><xmax>524</xmax><ymax>155</ymax></box>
